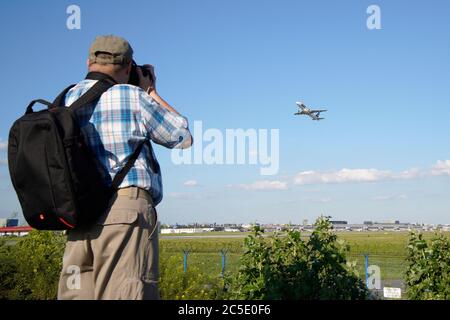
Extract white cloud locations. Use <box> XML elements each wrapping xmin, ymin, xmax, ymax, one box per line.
<box><xmin>0</xmin><ymin>159</ymin><xmax>7</xmax><ymax>166</ymax></box>
<box><xmin>230</xmin><ymin>180</ymin><xmax>289</xmax><ymax>191</ymax></box>
<box><xmin>397</xmin><ymin>168</ymin><xmax>424</xmax><ymax>179</ymax></box>
<box><xmin>373</xmin><ymin>194</ymin><xmax>408</xmax><ymax>201</ymax></box>
<box><xmin>294</xmin><ymin>168</ymin><xmax>391</xmax><ymax>185</ymax></box>
<box><xmin>184</xmin><ymin>180</ymin><xmax>199</xmax><ymax>187</ymax></box>
<box><xmin>293</xmin><ymin>167</ymin><xmax>423</xmax><ymax>186</ymax></box>
<box><xmin>228</xmin><ymin>160</ymin><xmax>450</xmax><ymax>192</ymax></box>
<box><xmin>431</xmin><ymin>160</ymin><xmax>450</xmax><ymax>176</ymax></box>
<box><xmin>0</xmin><ymin>141</ymin><xmax>7</xmax><ymax>150</ymax></box>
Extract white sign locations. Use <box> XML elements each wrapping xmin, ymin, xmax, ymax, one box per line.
<box><xmin>383</xmin><ymin>287</ymin><xmax>402</xmax><ymax>299</ymax></box>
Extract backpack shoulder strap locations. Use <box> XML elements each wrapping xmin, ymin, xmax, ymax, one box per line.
<box><xmin>52</xmin><ymin>72</ymin><xmax>118</xmax><ymax>111</ymax></box>
<box><xmin>69</xmin><ymin>78</ymin><xmax>116</xmax><ymax>112</ymax></box>
<box><xmin>53</xmin><ymin>85</ymin><xmax>76</xmax><ymax>107</ymax></box>
<box><xmin>111</xmin><ymin>139</ymin><xmax>147</xmax><ymax>190</ymax></box>
<box><xmin>110</xmin><ymin>139</ymin><xmax>160</xmax><ymax>191</ymax></box>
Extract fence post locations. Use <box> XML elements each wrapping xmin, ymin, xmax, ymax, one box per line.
<box><xmin>220</xmin><ymin>249</ymin><xmax>228</xmax><ymax>276</ymax></box>
<box><xmin>183</xmin><ymin>249</ymin><xmax>190</xmax><ymax>273</ymax></box>
<box><xmin>364</xmin><ymin>253</ymin><xmax>369</xmax><ymax>287</ymax></box>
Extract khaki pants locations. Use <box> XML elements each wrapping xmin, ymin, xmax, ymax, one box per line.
<box><xmin>58</xmin><ymin>187</ymin><xmax>159</xmax><ymax>300</ymax></box>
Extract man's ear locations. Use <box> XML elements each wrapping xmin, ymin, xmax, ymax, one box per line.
<box><xmin>126</xmin><ymin>61</ymin><xmax>132</xmax><ymax>75</ymax></box>
<box><xmin>86</xmin><ymin>59</ymin><xmax>90</xmax><ymax>68</ymax></box>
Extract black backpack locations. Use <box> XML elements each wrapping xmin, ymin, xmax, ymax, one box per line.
<box><xmin>7</xmin><ymin>73</ymin><xmax>150</xmax><ymax>230</ymax></box>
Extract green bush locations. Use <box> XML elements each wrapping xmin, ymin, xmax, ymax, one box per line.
<box><xmin>0</xmin><ymin>231</ymin><xmax>65</xmax><ymax>300</ymax></box>
<box><xmin>159</xmin><ymin>254</ymin><xmax>226</xmax><ymax>300</ymax></box>
<box><xmin>405</xmin><ymin>232</ymin><xmax>450</xmax><ymax>300</ymax></box>
<box><xmin>226</xmin><ymin>217</ymin><xmax>368</xmax><ymax>300</ymax></box>
<box><xmin>0</xmin><ymin>238</ymin><xmax>19</xmax><ymax>299</ymax></box>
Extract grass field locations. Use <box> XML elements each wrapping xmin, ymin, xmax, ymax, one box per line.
<box><xmin>160</xmin><ymin>231</ymin><xmax>450</xmax><ymax>282</ymax></box>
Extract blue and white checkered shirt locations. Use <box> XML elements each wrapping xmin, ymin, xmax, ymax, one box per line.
<box><xmin>64</xmin><ymin>79</ymin><xmax>191</xmax><ymax>205</ymax></box>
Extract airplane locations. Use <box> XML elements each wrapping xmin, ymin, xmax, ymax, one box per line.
<box><xmin>295</xmin><ymin>102</ymin><xmax>327</xmax><ymax>121</ymax></box>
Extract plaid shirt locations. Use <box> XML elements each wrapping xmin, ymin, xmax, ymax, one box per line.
<box><xmin>64</xmin><ymin>79</ymin><xmax>191</xmax><ymax>205</ymax></box>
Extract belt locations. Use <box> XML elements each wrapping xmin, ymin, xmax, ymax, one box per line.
<box><xmin>117</xmin><ymin>186</ymin><xmax>153</xmax><ymax>205</ymax></box>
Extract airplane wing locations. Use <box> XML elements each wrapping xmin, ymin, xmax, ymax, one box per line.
<box><xmin>296</xmin><ymin>102</ymin><xmax>307</xmax><ymax>110</ymax></box>
<box><xmin>311</xmin><ymin>110</ymin><xmax>327</xmax><ymax>113</ymax></box>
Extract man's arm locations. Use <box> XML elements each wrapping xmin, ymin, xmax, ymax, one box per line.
<box><xmin>148</xmin><ymin>90</ymin><xmax>180</xmax><ymax>115</ymax></box>
<box><xmin>137</xmin><ymin>66</ymin><xmax>180</xmax><ymax>115</ymax></box>
<box><xmin>137</xmin><ymin>66</ymin><xmax>193</xmax><ymax>149</ymax></box>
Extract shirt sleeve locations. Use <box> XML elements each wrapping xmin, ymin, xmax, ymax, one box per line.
<box><xmin>138</xmin><ymin>88</ymin><xmax>192</xmax><ymax>149</ymax></box>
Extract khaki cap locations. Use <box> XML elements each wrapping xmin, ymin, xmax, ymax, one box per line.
<box><xmin>88</xmin><ymin>35</ymin><xmax>133</xmax><ymax>65</ymax></box>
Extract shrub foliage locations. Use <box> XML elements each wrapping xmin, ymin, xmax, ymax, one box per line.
<box><xmin>226</xmin><ymin>217</ymin><xmax>368</xmax><ymax>300</ymax></box>
<box><xmin>405</xmin><ymin>232</ymin><xmax>450</xmax><ymax>300</ymax></box>
<box><xmin>0</xmin><ymin>231</ymin><xmax>65</xmax><ymax>299</ymax></box>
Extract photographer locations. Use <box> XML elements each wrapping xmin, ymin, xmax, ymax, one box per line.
<box><xmin>57</xmin><ymin>35</ymin><xmax>192</xmax><ymax>300</ymax></box>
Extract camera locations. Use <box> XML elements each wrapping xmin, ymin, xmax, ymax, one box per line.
<box><xmin>128</xmin><ymin>60</ymin><xmax>154</xmax><ymax>87</ymax></box>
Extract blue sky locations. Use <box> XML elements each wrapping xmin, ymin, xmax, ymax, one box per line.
<box><xmin>1</xmin><ymin>0</ymin><xmax>449</xmax><ymax>224</ymax></box>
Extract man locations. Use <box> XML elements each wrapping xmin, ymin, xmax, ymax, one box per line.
<box><xmin>57</xmin><ymin>35</ymin><xmax>192</xmax><ymax>300</ymax></box>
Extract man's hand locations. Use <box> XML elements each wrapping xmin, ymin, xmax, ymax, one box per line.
<box><xmin>138</xmin><ymin>64</ymin><xmax>181</xmax><ymax>115</ymax></box>
<box><xmin>137</xmin><ymin>64</ymin><xmax>156</xmax><ymax>93</ymax></box>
